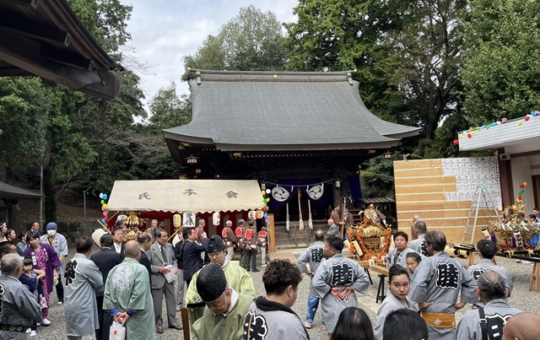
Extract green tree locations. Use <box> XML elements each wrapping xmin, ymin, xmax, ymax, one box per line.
<box><xmin>379</xmin><ymin>0</ymin><xmax>467</xmax><ymax>141</ymax></box>
<box><xmin>462</xmin><ymin>0</ymin><xmax>540</xmax><ymax>124</ymax></box>
<box><xmin>0</xmin><ymin>78</ymin><xmax>49</xmax><ymax>172</ymax></box>
<box><xmin>149</xmin><ymin>82</ymin><xmax>192</xmax><ymax>129</ymax></box>
<box><xmin>183</xmin><ymin>5</ymin><xmax>287</xmax><ymax>75</ymax></box>
<box><xmin>284</xmin><ymin>0</ymin><xmax>412</xmax><ymax>122</ymax></box>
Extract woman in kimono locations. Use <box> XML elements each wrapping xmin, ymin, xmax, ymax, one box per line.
<box><xmin>374</xmin><ymin>265</ymin><xmax>418</xmax><ymax>340</ymax></box>
<box><xmin>23</xmin><ymin>231</ymin><xmax>61</xmax><ymax>326</ymax></box>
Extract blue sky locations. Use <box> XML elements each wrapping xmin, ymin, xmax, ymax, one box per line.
<box><xmin>124</xmin><ymin>0</ymin><xmax>298</xmax><ymax>111</ymax></box>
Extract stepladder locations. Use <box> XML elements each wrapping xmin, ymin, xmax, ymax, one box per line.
<box><xmin>462</xmin><ymin>184</ymin><xmax>502</xmax><ymax>244</ymax></box>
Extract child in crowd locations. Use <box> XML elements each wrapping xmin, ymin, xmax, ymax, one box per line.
<box><xmin>405</xmin><ymin>252</ymin><xmax>422</xmax><ymax>278</ymax></box>
<box><xmin>19</xmin><ymin>257</ymin><xmax>45</xmax><ymax>337</ymax></box>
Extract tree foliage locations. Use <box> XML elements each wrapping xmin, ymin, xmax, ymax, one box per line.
<box><xmin>462</xmin><ymin>0</ymin><xmax>540</xmax><ymax>125</ymax></box>
<box><xmin>183</xmin><ymin>5</ymin><xmax>287</xmax><ymax>75</ymax></box>
<box><xmin>149</xmin><ymin>82</ymin><xmax>192</xmax><ymax>129</ymax></box>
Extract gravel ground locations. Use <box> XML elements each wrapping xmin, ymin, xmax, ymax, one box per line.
<box><xmin>30</xmin><ymin>247</ymin><xmax>540</xmax><ymax>339</ymax></box>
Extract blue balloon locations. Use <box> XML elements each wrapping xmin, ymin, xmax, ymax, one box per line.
<box><xmin>101</xmin><ymin>219</ymin><xmax>106</xmax><ymax>224</ymax></box>
<box><xmin>491</xmin><ymin>122</ymin><xmax>496</xmax><ymax>127</ymax></box>
<box><xmin>103</xmin><ymin>194</ymin><xmax>108</xmax><ymax>200</ymax></box>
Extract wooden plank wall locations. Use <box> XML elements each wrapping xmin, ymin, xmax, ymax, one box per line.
<box><xmin>394</xmin><ymin>159</ymin><xmax>494</xmax><ymax>243</ymax></box>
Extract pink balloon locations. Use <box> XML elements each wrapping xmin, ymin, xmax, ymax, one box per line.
<box><xmin>102</xmin><ymin>211</ymin><xmax>108</xmax><ymax>217</ymax></box>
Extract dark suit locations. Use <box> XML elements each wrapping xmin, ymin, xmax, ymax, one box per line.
<box><xmin>148</xmin><ymin>241</ymin><xmax>179</xmax><ymax>329</ymax></box>
<box><xmin>182</xmin><ymin>238</ymin><xmax>209</xmax><ymax>287</ymax></box>
<box><xmin>112</xmin><ymin>242</ymin><xmax>125</xmax><ymax>256</ymax></box>
<box><xmin>139</xmin><ymin>249</ymin><xmax>152</xmax><ymax>285</ymax></box>
<box><xmin>90</xmin><ymin>247</ymin><xmax>124</xmax><ymax>340</ymax></box>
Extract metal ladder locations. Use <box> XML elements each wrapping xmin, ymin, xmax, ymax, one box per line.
<box><xmin>462</xmin><ymin>184</ymin><xmax>502</xmax><ymax>244</ymax></box>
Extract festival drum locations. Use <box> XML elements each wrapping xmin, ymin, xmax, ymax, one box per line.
<box><xmin>92</xmin><ymin>228</ymin><xmax>109</xmax><ymax>248</ymax></box>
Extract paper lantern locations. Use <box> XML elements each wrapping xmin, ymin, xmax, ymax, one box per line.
<box><xmin>248</xmin><ymin>211</ymin><xmax>257</xmax><ymax>221</ymax></box>
<box><xmin>212</xmin><ymin>212</ymin><xmax>220</xmax><ymax>226</ymax></box>
<box><xmin>173</xmin><ymin>214</ymin><xmax>182</xmax><ymax>228</ymax></box>
<box><xmin>256</xmin><ymin>210</ymin><xmax>264</xmax><ymax>219</ymax></box>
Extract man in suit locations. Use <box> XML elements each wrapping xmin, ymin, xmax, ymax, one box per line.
<box><xmin>90</xmin><ymin>233</ymin><xmax>124</xmax><ymax>340</ymax></box>
<box><xmin>148</xmin><ymin>228</ymin><xmax>182</xmax><ymax>333</ymax></box>
<box><xmin>137</xmin><ymin>232</ymin><xmax>152</xmax><ymax>283</ymax></box>
<box><xmin>111</xmin><ymin>226</ymin><xmax>125</xmax><ymax>255</ymax></box>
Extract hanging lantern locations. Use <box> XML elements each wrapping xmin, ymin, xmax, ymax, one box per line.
<box><xmin>212</xmin><ymin>212</ymin><xmax>220</xmax><ymax>226</ymax></box>
<box><xmin>248</xmin><ymin>211</ymin><xmax>257</xmax><ymax>221</ymax></box>
<box><xmin>256</xmin><ymin>210</ymin><xmax>264</xmax><ymax>219</ymax></box>
<box><xmin>173</xmin><ymin>214</ymin><xmax>182</xmax><ymax>228</ymax></box>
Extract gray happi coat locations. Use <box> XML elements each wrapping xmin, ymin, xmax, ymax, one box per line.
<box><xmin>409</xmin><ymin>234</ymin><xmax>429</xmax><ymax>257</ymax></box>
<box><xmin>468</xmin><ymin>259</ymin><xmax>514</xmax><ymax>297</ymax></box>
<box><xmin>387</xmin><ymin>247</ymin><xmax>418</xmax><ymax>269</ymax></box>
<box><xmin>297</xmin><ymin>241</ymin><xmax>325</xmax><ymax>296</ymax></box>
<box><xmin>410</xmin><ymin>251</ymin><xmax>477</xmax><ymax>340</ymax></box>
<box><xmin>0</xmin><ymin>274</ymin><xmax>42</xmax><ymax>340</ymax></box>
<box><xmin>312</xmin><ymin>253</ymin><xmax>370</xmax><ymax>333</ymax></box>
<box><xmin>374</xmin><ymin>291</ymin><xmax>418</xmax><ymax>340</ymax></box>
<box><xmin>64</xmin><ymin>253</ymin><xmax>104</xmax><ymax>337</ymax></box>
<box><xmin>456</xmin><ymin>299</ymin><xmax>521</xmax><ymax>340</ymax></box>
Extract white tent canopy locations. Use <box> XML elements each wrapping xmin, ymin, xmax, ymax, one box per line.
<box><xmin>107</xmin><ymin>179</ymin><xmax>265</xmax><ymax>213</ymax></box>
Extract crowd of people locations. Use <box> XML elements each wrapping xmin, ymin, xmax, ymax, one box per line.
<box><xmin>1</xmin><ymin>216</ymin><xmax>540</xmax><ymax>339</ymax></box>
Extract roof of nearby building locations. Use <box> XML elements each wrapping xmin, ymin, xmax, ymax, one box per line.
<box><xmin>0</xmin><ymin>0</ymin><xmax>121</xmax><ymax>99</ymax></box>
<box><xmin>163</xmin><ymin>70</ymin><xmax>420</xmax><ymax>152</ymax></box>
<box><xmin>0</xmin><ymin>182</ymin><xmax>41</xmax><ymax>201</ymax></box>
<box><xmin>458</xmin><ymin>115</ymin><xmax>540</xmax><ymax>154</ymax></box>
<box><xmin>360</xmin><ymin>197</ymin><xmax>395</xmax><ymax>204</ymax></box>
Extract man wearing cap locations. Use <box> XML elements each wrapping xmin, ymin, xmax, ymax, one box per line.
<box><xmin>40</xmin><ymin>222</ymin><xmax>68</xmax><ymax>304</ymax></box>
<box><xmin>191</xmin><ymin>263</ymin><xmax>254</xmax><ymax>340</ymax></box>
<box><xmin>185</xmin><ymin>235</ymin><xmax>255</xmax><ymax>324</ymax></box>
<box><xmin>0</xmin><ymin>253</ymin><xmax>43</xmax><ymax>340</ymax></box>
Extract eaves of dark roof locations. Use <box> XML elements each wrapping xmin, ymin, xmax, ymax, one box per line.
<box><xmin>163</xmin><ymin>70</ymin><xmax>420</xmax><ymax>151</ymax></box>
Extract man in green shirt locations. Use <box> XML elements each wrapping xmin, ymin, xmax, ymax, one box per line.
<box><xmin>192</xmin><ymin>263</ymin><xmax>253</xmax><ymax>340</ymax></box>
<box><xmin>185</xmin><ymin>235</ymin><xmax>255</xmax><ymax>324</ymax></box>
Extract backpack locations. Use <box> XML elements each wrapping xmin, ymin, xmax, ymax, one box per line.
<box><xmin>479</xmin><ymin>307</ymin><xmax>506</xmax><ymax>340</ymax></box>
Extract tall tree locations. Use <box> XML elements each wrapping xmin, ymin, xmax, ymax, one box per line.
<box><xmin>284</xmin><ymin>0</ymin><xmax>412</xmax><ymax>122</ymax></box>
<box><xmin>379</xmin><ymin>0</ymin><xmax>466</xmax><ymax>141</ymax></box>
<box><xmin>183</xmin><ymin>5</ymin><xmax>287</xmax><ymax>75</ymax></box>
<box><xmin>149</xmin><ymin>83</ymin><xmax>192</xmax><ymax>129</ymax></box>
<box><xmin>462</xmin><ymin>0</ymin><xmax>540</xmax><ymax>125</ymax></box>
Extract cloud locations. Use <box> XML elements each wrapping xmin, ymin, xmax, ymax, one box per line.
<box><xmin>124</xmin><ymin>0</ymin><xmax>298</xmax><ymax>112</ymax></box>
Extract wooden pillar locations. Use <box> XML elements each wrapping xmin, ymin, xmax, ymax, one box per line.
<box><xmin>268</xmin><ymin>213</ymin><xmax>276</xmax><ymax>253</ymax></box>
<box><xmin>498</xmin><ymin>148</ymin><xmax>514</xmax><ymax>207</ymax></box>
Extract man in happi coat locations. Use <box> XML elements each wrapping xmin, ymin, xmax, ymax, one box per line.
<box><xmin>410</xmin><ymin>231</ymin><xmax>477</xmax><ymax>340</ymax></box>
<box><xmin>326</xmin><ymin>219</ymin><xmax>340</xmax><ymax>238</ymax></box>
<box><xmin>0</xmin><ymin>254</ymin><xmax>42</xmax><ymax>340</ymax></box>
<box><xmin>221</xmin><ymin>220</ymin><xmax>237</xmax><ymax>262</ymax></box>
<box><xmin>192</xmin><ymin>263</ymin><xmax>253</xmax><ymax>340</ymax></box>
<box><xmin>243</xmin><ymin>259</ymin><xmax>309</xmax><ymax>340</ymax></box>
<box><xmin>64</xmin><ymin>236</ymin><xmax>104</xmax><ymax>340</ymax></box>
<box><xmin>312</xmin><ymin>235</ymin><xmax>370</xmax><ymax>336</ymax></box>
<box><xmin>457</xmin><ymin>271</ymin><xmax>521</xmax><ymax>340</ymax></box>
<box><xmin>296</xmin><ymin>229</ymin><xmax>326</xmax><ymax>329</ymax></box>
<box><xmin>468</xmin><ymin>239</ymin><xmax>514</xmax><ymax>299</ymax></box>
<box><xmin>186</xmin><ymin>235</ymin><xmax>255</xmax><ymax>325</ymax></box>
<box><xmin>409</xmin><ymin>221</ymin><xmax>429</xmax><ymax>257</ymax></box>
<box><xmin>387</xmin><ymin>231</ymin><xmax>419</xmax><ymax>269</ymax></box>
<box><xmin>104</xmin><ymin>241</ymin><xmax>155</xmax><ymax>339</ymax></box>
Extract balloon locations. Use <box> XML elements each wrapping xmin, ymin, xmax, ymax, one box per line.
<box><xmin>103</xmin><ymin>194</ymin><xmax>108</xmax><ymax>200</ymax></box>
<box><xmin>491</xmin><ymin>122</ymin><xmax>496</xmax><ymax>127</ymax></box>
<box><xmin>518</xmin><ymin>195</ymin><xmax>523</xmax><ymax>200</ymax></box>
<box><xmin>99</xmin><ymin>193</ymin><xmax>103</xmax><ymax>199</ymax></box>
<box><xmin>100</xmin><ymin>200</ymin><xmax>105</xmax><ymax>205</ymax></box>
<box><xmin>266</xmin><ymin>189</ymin><xmax>271</xmax><ymax>194</ymax></box>
<box><xmin>102</xmin><ymin>211</ymin><xmax>108</xmax><ymax>217</ymax></box>
<box><xmin>261</xmin><ymin>190</ymin><xmax>266</xmax><ymax>196</ymax></box>
<box><xmin>525</xmin><ymin>116</ymin><xmax>531</xmax><ymax>121</ymax></box>
<box><xmin>467</xmin><ymin>134</ymin><xmax>472</xmax><ymax>139</ymax></box>
<box><xmin>453</xmin><ymin>140</ymin><xmax>459</xmax><ymax>145</ymax></box>
<box><xmin>102</xmin><ymin>204</ymin><xmax>108</xmax><ymax>210</ymax></box>
<box><xmin>523</xmin><ymin>182</ymin><xmax>528</xmax><ymax>186</ymax></box>
<box><xmin>520</xmin><ymin>184</ymin><xmax>525</xmax><ymax>189</ymax></box>
<box><xmin>266</xmin><ymin>221</ymin><xmax>271</xmax><ymax>226</ymax></box>
<box><xmin>104</xmin><ymin>217</ymin><xmax>109</xmax><ymax>222</ymax></box>
<box><xmin>262</xmin><ymin>206</ymin><xmax>268</xmax><ymax>212</ymax></box>
<box><xmin>101</xmin><ymin>219</ymin><xmax>106</xmax><ymax>224</ymax></box>
<box><xmin>502</xmin><ymin>118</ymin><xmax>507</xmax><ymax>123</ymax></box>
<box><xmin>518</xmin><ymin>120</ymin><xmax>523</xmax><ymax>126</ymax></box>
<box><xmin>265</xmin><ymin>198</ymin><xmax>270</xmax><ymax>203</ymax></box>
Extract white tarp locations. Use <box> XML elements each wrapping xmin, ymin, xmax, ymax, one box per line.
<box><xmin>107</xmin><ymin>179</ymin><xmax>264</xmax><ymax>213</ymax></box>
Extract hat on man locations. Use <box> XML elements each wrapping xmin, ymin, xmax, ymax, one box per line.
<box><xmin>197</xmin><ymin>263</ymin><xmax>227</xmax><ymax>302</ymax></box>
<box><xmin>46</xmin><ymin>222</ymin><xmax>58</xmax><ymax>230</ymax></box>
<box><xmin>207</xmin><ymin>235</ymin><xmax>225</xmax><ymax>253</ymax></box>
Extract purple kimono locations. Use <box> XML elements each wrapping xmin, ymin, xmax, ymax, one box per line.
<box><xmin>23</xmin><ymin>243</ymin><xmax>61</xmax><ymax>294</ymax></box>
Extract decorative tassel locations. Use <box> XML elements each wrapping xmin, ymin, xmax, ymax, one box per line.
<box><xmin>298</xmin><ymin>188</ymin><xmax>304</xmax><ymax>231</ymax></box>
<box><xmin>286</xmin><ymin>202</ymin><xmax>290</xmax><ymax>232</ymax></box>
<box><xmin>308</xmin><ymin>199</ymin><xmax>313</xmax><ymax>230</ymax></box>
